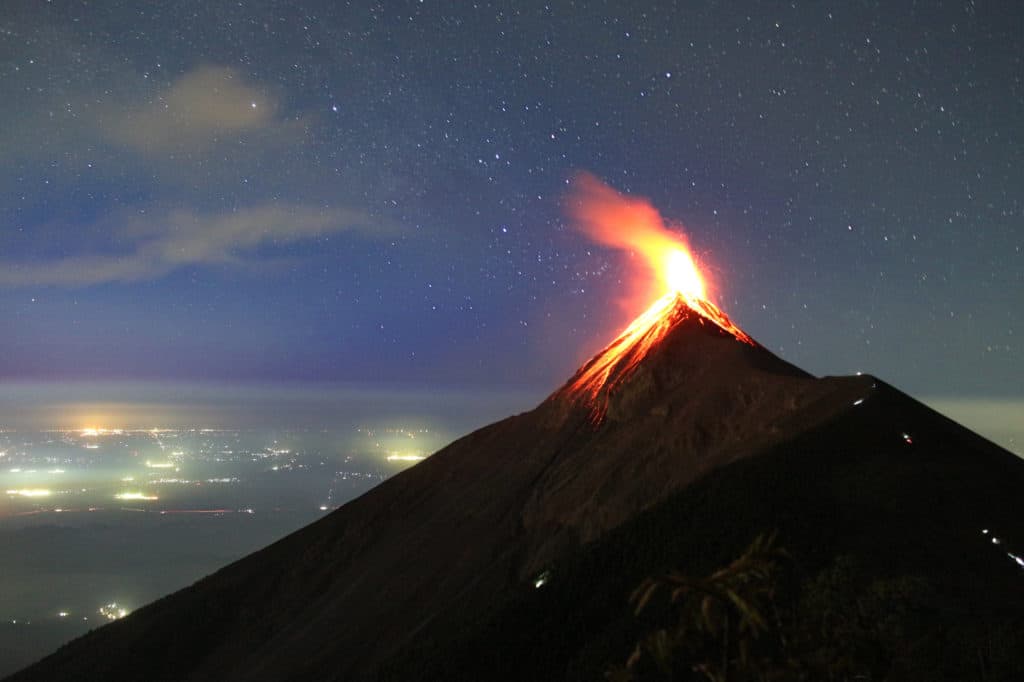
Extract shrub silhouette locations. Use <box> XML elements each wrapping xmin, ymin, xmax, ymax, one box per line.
<box><xmin>609</xmin><ymin>532</ymin><xmax>791</xmax><ymax>682</ymax></box>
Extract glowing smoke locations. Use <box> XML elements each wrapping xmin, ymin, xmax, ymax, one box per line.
<box><xmin>565</xmin><ymin>172</ymin><xmax>709</xmax><ymax>310</ymax></box>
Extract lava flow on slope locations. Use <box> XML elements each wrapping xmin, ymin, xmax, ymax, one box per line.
<box><xmin>561</xmin><ymin>174</ymin><xmax>755</xmax><ymax>420</ymax></box>
<box><xmin>565</xmin><ymin>290</ymin><xmax>755</xmax><ymax>421</ymax></box>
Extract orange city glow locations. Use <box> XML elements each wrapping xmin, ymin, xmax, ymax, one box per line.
<box><xmin>563</xmin><ymin>173</ymin><xmax>753</xmax><ymax>418</ymax></box>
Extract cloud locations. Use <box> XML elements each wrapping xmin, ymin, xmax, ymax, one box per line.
<box><xmin>100</xmin><ymin>66</ymin><xmax>293</xmax><ymax>153</ymax></box>
<box><xmin>923</xmin><ymin>397</ymin><xmax>1024</xmax><ymax>457</ymax></box>
<box><xmin>0</xmin><ymin>203</ymin><xmax>386</xmax><ymax>287</ymax></box>
<box><xmin>0</xmin><ymin>61</ymin><xmax>318</xmax><ymax>202</ymax></box>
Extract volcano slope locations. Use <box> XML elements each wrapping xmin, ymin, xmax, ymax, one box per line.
<box><xmin>9</xmin><ymin>296</ymin><xmax>1024</xmax><ymax>681</ymax></box>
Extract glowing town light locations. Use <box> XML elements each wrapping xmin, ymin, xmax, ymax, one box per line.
<box><xmin>144</xmin><ymin>461</ymin><xmax>175</xmax><ymax>469</ymax></box>
<box><xmin>114</xmin><ymin>492</ymin><xmax>159</xmax><ymax>501</ymax></box>
<box><xmin>6</xmin><ymin>488</ymin><xmax>52</xmax><ymax>497</ymax></box>
<box><xmin>386</xmin><ymin>454</ymin><xmax>426</xmax><ymax>462</ymax></box>
<box><xmin>98</xmin><ymin>603</ymin><xmax>130</xmax><ymax>620</ymax></box>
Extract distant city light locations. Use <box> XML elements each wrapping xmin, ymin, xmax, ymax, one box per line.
<box><xmin>0</xmin><ymin>422</ymin><xmax>409</xmax><ymax>630</ymax></box>
<box><xmin>144</xmin><ymin>460</ymin><xmax>175</xmax><ymax>469</ymax></box>
<box><xmin>98</xmin><ymin>603</ymin><xmax>129</xmax><ymax>620</ymax></box>
<box><xmin>81</xmin><ymin>428</ymin><xmax>125</xmax><ymax>437</ymax></box>
<box><xmin>6</xmin><ymin>488</ymin><xmax>52</xmax><ymax>497</ymax></box>
<box><xmin>115</xmin><ymin>492</ymin><xmax>159</xmax><ymax>501</ymax></box>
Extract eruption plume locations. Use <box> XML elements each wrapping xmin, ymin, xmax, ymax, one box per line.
<box><xmin>563</xmin><ymin>173</ymin><xmax>753</xmax><ymax>420</ymax></box>
<box><xmin>566</xmin><ymin>172</ymin><xmax>707</xmax><ymax>304</ymax></box>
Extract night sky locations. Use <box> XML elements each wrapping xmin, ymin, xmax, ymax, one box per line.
<box><xmin>3</xmin><ymin>1</ymin><xmax>1022</xmax><ymax>402</ymax></box>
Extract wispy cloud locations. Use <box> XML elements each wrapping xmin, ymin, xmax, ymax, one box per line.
<box><xmin>0</xmin><ymin>203</ymin><xmax>386</xmax><ymax>287</ymax></box>
<box><xmin>0</xmin><ymin>61</ymin><xmax>318</xmax><ymax>198</ymax></box>
<box><xmin>100</xmin><ymin>66</ymin><xmax>298</xmax><ymax>153</ymax></box>
<box><xmin>0</xmin><ymin>56</ymin><xmax>398</xmax><ymax>289</ymax></box>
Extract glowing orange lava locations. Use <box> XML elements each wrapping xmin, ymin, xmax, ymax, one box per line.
<box><xmin>562</xmin><ymin>174</ymin><xmax>754</xmax><ymax>420</ymax></box>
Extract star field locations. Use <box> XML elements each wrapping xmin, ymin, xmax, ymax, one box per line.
<box><xmin>1</xmin><ymin>1</ymin><xmax>1021</xmax><ymax>401</ymax></box>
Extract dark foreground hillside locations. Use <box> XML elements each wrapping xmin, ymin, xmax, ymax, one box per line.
<box><xmin>380</xmin><ymin>382</ymin><xmax>1024</xmax><ymax>680</ymax></box>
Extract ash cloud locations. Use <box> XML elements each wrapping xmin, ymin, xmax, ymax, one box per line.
<box><xmin>564</xmin><ymin>172</ymin><xmax>705</xmax><ymax>308</ymax></box>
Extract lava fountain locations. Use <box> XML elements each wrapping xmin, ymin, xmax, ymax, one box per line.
<box><xmin>562</xmin><ymin>173</ymin><xmax>753</xmax><ymax>419</ymax></box>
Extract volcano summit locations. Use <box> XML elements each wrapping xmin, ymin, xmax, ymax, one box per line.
<box><xmin>10</xmin><ymin>284</ymin><xmax>1024</xmax><ymax>681</ymax></box>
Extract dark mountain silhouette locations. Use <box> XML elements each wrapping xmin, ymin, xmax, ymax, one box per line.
<box><xmin>9</xmin><ymin>295</ymin><xmax>1024</xmax><ymax>681</ymax></box>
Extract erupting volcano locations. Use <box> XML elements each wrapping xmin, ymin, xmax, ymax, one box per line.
<box><xmin>561</xmin><ymin>174</ymin><xmax>755</xmax><ymax>420</ymax></box>
<box><xmin>10</xmin><ymin>176</ymin><xmax>1024</xmax><ymax>682</ymax></box>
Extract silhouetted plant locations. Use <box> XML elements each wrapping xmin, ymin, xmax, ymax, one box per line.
<box><xmin>608</xmin><ymin>532</ymin><xmax>791</xmax><ymax>681</ymax></box>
